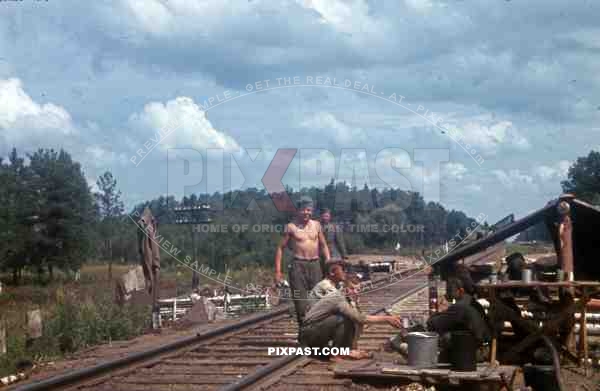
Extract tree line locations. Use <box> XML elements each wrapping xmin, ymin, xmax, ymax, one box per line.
<box><xmin>1</xmin><ymin>147</ymin><xmax>498</xmax><ymax>284</ymax></box>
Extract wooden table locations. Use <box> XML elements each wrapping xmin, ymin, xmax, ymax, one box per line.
<box><xmin>476</xmin><ymin>281</ymin><xmax>600</xmax><ymax>374</ymax></box>
<box><xmin>334</xmin><ymin>360</ymin><xmax>520</xmax><ymax>391</ymax></box>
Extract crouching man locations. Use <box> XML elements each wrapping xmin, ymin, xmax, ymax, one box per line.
<box><xmin>309</xmin><ymin>262</ymin><xmax>345</xmax><ymax>300</ymax></box>
<box><xmin>299</xmin><ymin>275</ymin><xmax>402</xmax><ymax>362</ymax></box>
<box><xmin>426</xmin><ymin>276</ymin><xmax>491</xmax><ymax>363</ymax></box>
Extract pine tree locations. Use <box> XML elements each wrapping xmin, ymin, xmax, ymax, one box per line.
<box><xmin>28</xmin><ymin>149</ymin><xmax>94</xmax><ymax>280</ymax></box>
<box><xmin>94</xmin><ymin>171</ymin><xmax>125</xmax><ymax>279</ymax></box>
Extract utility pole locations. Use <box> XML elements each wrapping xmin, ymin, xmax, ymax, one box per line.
<box><xmin>174</xmin><ymin>203</ymin><xmax>212</xmax><ymax>292</ymax></box>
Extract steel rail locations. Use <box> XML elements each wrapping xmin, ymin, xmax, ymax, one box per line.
<box><xmin>12</xmin><ymin>307</ymin><xmax>291</xmax><ymax>391</ymax></box>
<box><xmin>218</xmin><ymin>281</ymin><xmax>430</xmax><ymax>391</ymax></box>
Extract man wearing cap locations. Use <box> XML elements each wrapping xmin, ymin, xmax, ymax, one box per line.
<box><xmin>275</xmin><ymin>196</ymin><xmax>331</xmax><ymax>324</ymax></box>
<box><xmin>300</xmin><ymin>274</ymin><xmax>402</xmax><ymax>361</ymax></box>
<box><xmin>319</xmin><ymin>208</ymin><xmax>349</xmax><ymax>274</ymax></box>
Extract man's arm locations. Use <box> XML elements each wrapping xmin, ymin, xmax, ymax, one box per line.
<box><xmin>318</xmin><ymin>223</ymin><xmax>331</xmax><ymax>261</ymax></box>
<box><xmin>336</xmin><ymin>299</ymin><xmax>402</xmax><ymax>328</ymax></box>
<box><xmin>275</xmin><ymin>228</ymin><xmax>291</xmax><ymax>282</ymax></box>
<box><xmin>426</xmin><ymin>304</ymin><xmax>464</xmax><ymax>335</ymax></box>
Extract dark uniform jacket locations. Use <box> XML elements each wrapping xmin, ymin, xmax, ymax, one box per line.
<box><xmin>427</xmin><ymin>294</ymin><xmax>491</xmax><ymax>344</ymax></box>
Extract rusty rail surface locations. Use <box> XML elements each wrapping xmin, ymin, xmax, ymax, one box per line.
<box><xmin>12</xmin><ymin>272</ymin><xmax>429</xmax><ymax>391</ymax></box>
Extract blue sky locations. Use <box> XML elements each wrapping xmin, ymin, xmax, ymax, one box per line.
<box><xmin>1</xmin><ymin>0</ymin><xmax>599</xmax><ymax>223</ymax></box>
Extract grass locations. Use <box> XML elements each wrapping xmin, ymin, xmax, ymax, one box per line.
<box><xmin>0</xmin><ymin>263</ymin><xmax>152</xmax><ymax>377</ymax></box>
<box><xmin>0</xmin><ymin>261</ymin><xmax>276</xmax><ymax>377</ymax></box>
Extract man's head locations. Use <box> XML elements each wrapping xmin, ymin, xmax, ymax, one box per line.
<box><xmin>326</xmin><ymin>262</ymin><xmax>346</xmax><ymax>283</ymax></box>
<box><xmin>320</xmin><ymin>208</ymin><xmax>332</xmax><ymax>224</ymax></box>
<box><xmin>454</xmin><ymin>264</ymin><xmax>475</xmax><ymax>295</ymax></box>
<box><xmin>296</xmin><ymin>196</ymin><xmax>313</xmax><ymax>224</ymax></box>
<box><xmin>446</xmin><ymin>277</ymin><xmax>466</xmax><ymax>301</ymax></box>
<box><xmin>342</xmin><ymin>274</ymin><xmax>362</xmax><ymax>301</ymax></box>
<box><xmin>506</xmin><ymin>252</ymin><xmax>526</xmax><ymax>280</ymax></box>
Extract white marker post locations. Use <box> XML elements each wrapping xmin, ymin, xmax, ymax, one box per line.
<box><xmin>27</xmin><ymin>309</ymin><xmax>43</xmax><ymax>340</ymax></box>
<box><xmin>0</xmin><ymin>320</ymin><xmax>6</xmax><ymax>356</ymax></box>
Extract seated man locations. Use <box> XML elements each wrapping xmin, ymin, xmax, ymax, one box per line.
<box><xmin>309</xmin><ymin>262</ymin><xmax>345</xmax><ymax>300</ymax></box>
<box><xmin>300</xmin><ymin>275</ymin><xmax>402</xmax><ymax>361</ymax></box>
<box><xmin>427</xmin><ymin>276</ymin><xmax>491</xmax><ymax>362</ymax></box>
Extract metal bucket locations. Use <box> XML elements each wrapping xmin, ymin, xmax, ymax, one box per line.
<box><xmin>523</xmin><ymin>365</ymin><xmax>560</xmax><ymax>391</ymax></box>
<box><xmin>407</xmin><ymin>332</ymin><xmax>439</xmax><ymax>367</ymax></box>
<box><xmin>449</xmin><ymin>331</ymin><xmax>477</xmax><ymax>371</ymax></box>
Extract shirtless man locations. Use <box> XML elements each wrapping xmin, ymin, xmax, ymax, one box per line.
<box><xmin>275</xmin><ymin>196</ymin><xmax>331</xmax><ymax>324</ymax></box>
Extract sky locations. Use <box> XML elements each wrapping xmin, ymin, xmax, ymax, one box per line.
<box><xmin>1</xmin><ymin>0</ymin><xmax>599</xmax><ymax>224</ymax></box>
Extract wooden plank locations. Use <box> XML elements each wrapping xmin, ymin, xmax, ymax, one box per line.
<box><xmin>421</xmin><ymin>368</ymin><xmax>453</xmax><ymax>376</ymax></box>
<box><xmin>478</xmin><ymin>281</ymin><xmax>600</xmax><ymax>289</ymax></box>
<box><xmin>162</xmin><ymin>358</ymin><xmax>270</xmax><ymax>365</ymax></box>
<box><xmin>282</xmin><ymin>376</ymin><xmax>352</xmax><ymax>385</ymax></box>
<box><xmin>381</xmin><ymin>367</ymin><xmax>422</xmax><ymax>376</ymax></box>
<box><xmin>117</xmin><ymin>375</ymin><xmax>235</xmax><ymax>384</ymax></box>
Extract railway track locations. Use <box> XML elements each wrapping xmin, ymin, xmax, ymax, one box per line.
<box><xmin>12</xmin><ymin>273</ymin><xmax>429</xmax><ymax>391</ymax></box>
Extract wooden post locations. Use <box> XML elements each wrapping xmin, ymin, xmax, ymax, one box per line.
<box><xmin>489</xmin><ymin>287</ymin><xmax>497</xmax><ymax>365</ymax></box>
<box><xmin>191</xmin><ymin>227</ymin><xmax>199</xmax><ymax>291</ymax></box>
<box><xmin>557</xmin><ymin>200</ymin><xmax>574</xmax><ymax>276</ymax></box>
<box><xmin>580</xmin><ymin>288</ymin><xmax>590</xmax><ymax>376</ymax></box>
<box><xmin>27</xmin><ymin>309</ymin><xmax>43</xmax><ymax>347</ymax></box>
<box><xmin>152</xmin><ymin>267</ymin><xmax>161</xmax><ymax>329</ymax></box>
<box><xmin>428</xmin><ymin>273</ymin><xmax>438</xmax><ymax>314</ymax></box>
<box><xmin>0</xmin><ymin>319</ymin><xmax>6</xmax><ymax>356</ymax></box>
<box><xmin>108</xmin><ymin>238</ymin><xmax>113</xmax><ymax>281</ymax></box>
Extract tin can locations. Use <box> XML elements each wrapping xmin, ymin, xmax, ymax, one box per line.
<box><xmin>490</xmin><ymin>273</ymin><xmax>498</xmax><ymax>284</ymax></box>
<box><xmin>522</xmin><ymin>269</ymin><xmax>532</xmax><ymax>284</ymax></box>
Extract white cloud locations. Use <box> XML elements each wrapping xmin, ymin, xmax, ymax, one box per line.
<box><xmin>465</xmin><ymin>184</ymin><xmax>482</xmax><ymax>192</ymax></box>
<box><xmin>442</xmin><ymin>162</ymin><xmax>467</xmax><ymax>180</ymax></box>
<box><xmin>84</xmin><ymin>145</ymin><xmax>129</xmax><ymax>167</ymax></box>
<box><xmin>300</xmin><ymin>112</ymin><xmax>367</xmax><ymax>145</ymax></box>
<box><xmin>561</xmin><ymin>28</ymin><xmax>600</xmax><ymax>50</ymax></box>
<box><xmin>405</xmin><ymin>0</ymin><xmax>434</xmax><ymax>12</ymax></box>
<box><xmin>0</xmin><ymin>78</ymin><xmax>75</xmax><ymax>145</ymax></box>
<box><xmin>124</xmin><ymin>0</ymin><xmax>174</xmax><ymax>35</ymax></box>
<box><xmin>445</xmin><ymin>115</ymin><xmax>530</xmax><ymax>154</ymax></box>
<box><xmin>533</xmin><ymin>160</ymin><xmax>571</xmax><ymax>181</ymax></box>
<box><xmin>492</xmin><ymin>169</ymin><xmax>534</xmax><ymax>189</ymax></box>
<box><xmin>297</xmin><ymin>0</ymin><xmax>371</xmax><ymax>34</ymax></box>
<box><xmin>86</xmin><ymin>176</ymin><xmax>100</xmax><ymax>193</ymax></box>
<box><xmin>128</xmin><ymin>96</ymin><xmax>240</xmax><ymax>152</ymax></box>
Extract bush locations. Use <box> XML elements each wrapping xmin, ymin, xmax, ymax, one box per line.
<box><xmin>0</xmin><ymin>286</ymin><xmax>151</xmax><ymax>378</ymax></box>
<box><xmin>45</xmin><ymin>287</ymin><xmax>151</xmax><ymax>354</ymax></box>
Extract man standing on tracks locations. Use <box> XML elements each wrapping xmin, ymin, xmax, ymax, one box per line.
<box><xmin>319</xmin><ymin>208</ymin><xmax>349</xmax><ymax>274</ymax></box>
<box><xmin>275</xmin><ymin>196</ymin><xmax>331</xmax><ymax>324</ymax></box>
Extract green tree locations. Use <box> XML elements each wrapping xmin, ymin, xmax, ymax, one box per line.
<box><xmin>94</xmin><ymin>171</ymin><xmax>125</xmax><ymax>279</ymax></box>
<box><xmin>0</xmin><ymin>149</ymin><xmax>39</xmax><ymax>283</ymax></box>
<box><xmin>28</xmin><ymin>148</ymin><xmax>94</xmax><ymax>280</ymax></box>
<box><xmin>561</xmin><ymin>150</ymin><xmax>600</xmax><ymax>204</ymax></box>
